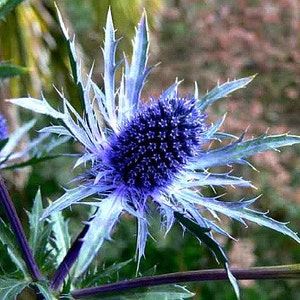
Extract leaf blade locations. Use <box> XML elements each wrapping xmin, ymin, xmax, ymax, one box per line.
<box><xmin>198</xmin><ymin>76</ymin><xmax>255</xmax><ymax>111</ymax></box>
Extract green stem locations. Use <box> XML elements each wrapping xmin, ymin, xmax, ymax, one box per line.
<box><xmin>71</xmin><ymin>264</ymin><xmax>300</xmax><ymax>298</ymax></box>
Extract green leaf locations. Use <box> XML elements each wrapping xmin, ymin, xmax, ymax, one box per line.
<box><xmin>195</xmin><ymin>134</ymin><xmax>300</xmax><ymax>169</ymax></box>
<box><xmin>198</xmin><ymin>76</ymin><xmax>255</xmax><ymax>111</ymax></box>
<box><xmin>50</xmin><ymin>206</ymin><xmax>70</xmax><ymax>265</ymax></box>
<box><xmin>0</xmin><ymin>0</ymin><xmax>25</xmax><ymax>19</ymax></box>
<box><xmin>0</xmin><ymin>64</ymin><xmax>27</xmax><ymax>79</ymax></box>
<box><xmin>33</xmin><ymin>281</ymin><xmax>56</xmax><ymax>300</ymax></box>
<box><xmin>27</xmin><ymin>191</ymin><xmax>56</xmax><ymax>272</ymax></box>
<box><xmin>0</xmin><ymin>276</ymin><xmax>29</xmax><ymax>299</ymax></box>
<box><xmin>174</xmin><ymin>212</ymin><xmax>240</xmax><ymax>299</ymax></box>
<box><xmin>27</xmin><ymin>189</ymin><xmax>44</xmax><ymax>255</ymax></box>
<box><xmin>80</xmin><ymin>259</ymin><xmax>132</xmax><ymax>288</ymax></box>
<box><xmin>0</xmin><ymin>218</ymin><xmax>28</xmax><ymax>277</ymax></box>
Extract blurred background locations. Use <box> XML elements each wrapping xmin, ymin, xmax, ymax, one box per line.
<box><xmin>0</xmin><ymin>0</ymin><xmax>300</xmax><ymax>299</ymax></box>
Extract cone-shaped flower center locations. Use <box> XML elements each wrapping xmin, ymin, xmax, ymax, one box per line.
<box><xmin>0</xmin><ymin>114</ymin><xmax>8</xmax><ymax>141</ymax></box>
<box><xmin>109</xmin><ymin>97</ymin><xmax>207</xmax><ymax>192</ymax></box>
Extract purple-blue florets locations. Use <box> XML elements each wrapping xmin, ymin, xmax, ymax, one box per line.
<box><xmin>108</xmin><ymin>97</ymin><xmax>207</xmax><ymax>192</ymax></box>
<box><xmin>0</xmin><ymin>114</ymin><xmax>8</xmax><ymax>141</ymax></box>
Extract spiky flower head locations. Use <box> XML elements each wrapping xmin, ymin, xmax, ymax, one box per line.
<box><xmin>106</xmin><ymin>97</ymin><xmax>207</xmax><ymax>193</ymax></box>
<box><xmin>10</xmin><ymin>8</ymin><xmax>300</xmax><ymax>294</ymax></box>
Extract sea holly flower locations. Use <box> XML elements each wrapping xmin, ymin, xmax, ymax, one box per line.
<box><xmin>10</xmin><ymin>7</ymin><xmax>300</xmax><ymax>297</ymax></box>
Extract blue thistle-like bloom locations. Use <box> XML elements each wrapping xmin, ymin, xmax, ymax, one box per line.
<box><xmin>10</xmin><ymin>8</ymin><xmax>300</xmax><ymax>295</ymax></box>
<box><xmin>107</xmin><ymin>97</ymin><xmax>207</xmax><ymax>192</ymax></box>
<box><xmin>0</xmin><ymin>113</ymin><xmax>8</xmax><ymax>141</ymax></box>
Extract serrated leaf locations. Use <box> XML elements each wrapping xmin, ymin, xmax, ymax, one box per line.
<box><xmin>27</xmin><ymin>189</ymin><xmax>44</xmax><ymax>255</ymax></box>
<box><xmin>0</xmin><ymin>0</ymin><xmax>25</xmax><ymax>19</ymax></box>
<box><xmin>102</xmin><ymin>8</ymin><xmax>118</xmax><ymax>124</ymax></box>
<box><xmin>0</xmin><ymin>218</ymin><xmax>28</xmax><ymax>277</ymax></box>
<box><xmin>0</xmin><ymin>64</ymin><xmax>27</xmax><ymax>79</ymax></box>
<box><xmin>80</xmin><ymin>259</ymin><xmax>132</xmax><ymax>288</ymax></box>
<box><xmin>195</xmin><ymin>134</ymin><xmax>300</xmax><ymax>169</ymax></box>
<box><xmin>0</xmin><ymin>276</ymin><xmax>29</xmax><ymax>299</ymax></box>
<box><xmin>178</xmin><ymin>189</ymin><xmax>300</xmax><ymax>244</ymax></box>
<box><xmin>41</xmin><ymin>185</ymin><xmax>102</xmax><ymax>219</ymax></box>
<box><xmin>72</xmin><ymin>197</ymin><xmax>124</xmax><ymax>278</ymax></box>
<box><xmin>25</xmin><ymin>192</ymin><xmax>54</xmax><ymax>273</ymax></box>
<box><xmin>124</xmin><ymin>12</ymin><xmax>150</xmax><ymax>115</ymax></box>
<box><xmin>50</xmin><ymin>207</ymin><xmax>70</xmax><ymax>265</ymax></box>
<box><xmin>198</xmin><ymin>76</ymin><xmax>255</xmax><ymax>111</ymax></box>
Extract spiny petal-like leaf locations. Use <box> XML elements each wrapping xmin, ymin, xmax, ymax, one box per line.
<box><xmin>0</xmin><ymin>119</ymin><xmax>36</xmax><ymax>158</ymax></box>
<box><xmin>160</xmin><ymin>80</ymin><xmax>182</xmax><ymax>99</ymax></box>
<box><xmin>73</xmin><ymin>197</ymin><xmax>123</xmax><ymax>277</ymax></box>
<box><xmin>50</xmin><ymin>208</ymin><xmax>70</xmax><ymax>265</ymax></box>
<box><xmin>199</xmin><ymin>76</ymin><xmax>255</xmax><ymax>111</ymax></box>
<box><xmin>179</xmin><ymin>189</ymin><xmax>300</xmax><ymax>244</ymax></box>
<box><xmin>41</xmin><ymin>185</ymin><xmax>102</xmax><ymax>219</ymax></box>
<box><xmin>102</xmin><ymin>8</ymin><xmax>118</xmax><ymax>125</ymax></box>
<box><xmin>195</xmin><ymin>134</ymin><xmax>300</xmax><ymax>169</ymax></box>
<box><xmin>180</xmin><ymin>171</ymin><xmax>254</xmax><ymax>188</ymax></box>
<box><xmin>125</xmin><ymin>12</ymin><xmax>150</xmax><ymax>114</ymax></box>
<box><xmin>9</xmin><ymin>97</ymin><xmax>64</xmax><ymax>119</ymax></box>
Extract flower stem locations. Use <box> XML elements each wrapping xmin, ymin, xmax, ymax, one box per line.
<box><xmin>71</xmin><ymin>264</ymin><xmax>300</xmax><ymax>298</ymax></box>
<box><xmin>0</xmin><ymin>176</ymin><xmax>42</xmax><ymax>281</ymax></box>
<box><xmin>50</xmin><ymin>213</ymin><xmax>95</xmax><ymax>291</ymax></box>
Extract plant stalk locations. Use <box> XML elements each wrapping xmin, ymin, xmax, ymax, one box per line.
<box><xmin>71</xmin><ymin>264</ymin><xmax>300</xmax><ymax>298</ymax></box>
<box><xmin>50</xmin><ymin>213</ymin><xmax>96</xmax><ymax>291</ymax></box>
<box><xmin>0</xmin><ymin>176</ymin><xmax>42</xmax><ymax>281</ymax></box>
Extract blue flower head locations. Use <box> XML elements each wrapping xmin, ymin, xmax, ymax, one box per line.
<box><xmin>104</xmin><ymin>97</ymin><xmax>207</xmax><ymax>193</ymax></box>
<box><xmin>10</xmin><ymin>7</ymin><xmax>300</xmax><ymax>293</ymax></box>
